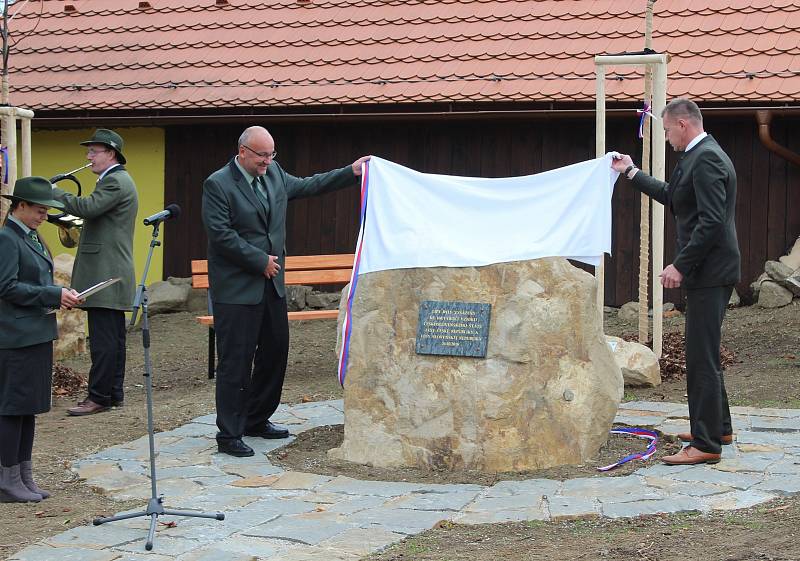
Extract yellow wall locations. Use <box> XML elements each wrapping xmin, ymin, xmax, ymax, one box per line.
<box><xmin>31</xmin><ymin>127</ymin><xmax>166</xmax><ymax>284</ymax></box>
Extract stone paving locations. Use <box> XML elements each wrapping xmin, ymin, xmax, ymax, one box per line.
<box><xmin>11</xmin><ymin>399</ymin><xmax>800</xmax><ymax>560</ymax></box>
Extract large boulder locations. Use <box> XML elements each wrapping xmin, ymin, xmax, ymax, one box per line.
<box><xmin>605</xmin><ymin>336</ymin><xmax>661</xmax><ymax>387</ymax></box>
<box><xmin>765</xmin><ymin>260</ymin><xmax>794</xmax><ymax>283</ymax></box>
<box><xmin>757</xmin><ymin>280</ymin><xmax>794</xmax><ymax>308</ymax></box>
<box><xmin>787</xmin><ymin>276</ymin><xmax>800</xmax><ymax>297</ymax></box>
<box><xmin>286</xmin><ymin>285</ymin><xmax>311</xmax><ymax>312</ymax></box>
<box><xmin>779</xmin><ymin>237</ymin><xmax>800</xmax><ymax>270</ymax></box>
<box><xmin>148</xmin><ymin>277</ymin><xmax>190</xmax><ymax>315</ymax></box>
<box><xmin>764</xmin><ymin>260</ymin><xmax>800</xmax><ymax>297</ymax></box>
<box><xmin>750</xmin><ymin>272</ymin><xmax>770</xmax><ymax>300</ymax></box>
<box><xmin>617</xmin><ymin>301</ymin><xmax>639</xmax><ymax>322</ymax></box>
<box><xmin>53</xmin><ymin>254</ymin><xmax>86</xmax><ymax>359</ymax></box>
<box><xmin>306</xmin><ymin>291</ymin><xmax>341</xmax><ymax>309</ymax></box>
<box><xmin>331</xmin><ymin>258</ymin><xmax>623</xmax><ymax>472</ymax></box>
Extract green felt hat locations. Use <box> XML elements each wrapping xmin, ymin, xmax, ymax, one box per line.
<box><xmin>80</xmin><ymin>128</ymin><xmax>126</xmax><ymax>164</ymax></box>
<box><xmin>1</xmin><ymin>176</ymin><xmax>64</xmax><ymax>208</ymax></box>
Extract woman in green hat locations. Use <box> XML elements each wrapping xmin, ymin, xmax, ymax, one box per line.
<box><xmin>0</xmin><ymin>176</ymin><xmax>82</xmax><ymax>502</ymax></box>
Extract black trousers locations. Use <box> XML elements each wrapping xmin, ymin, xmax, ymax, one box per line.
<box><xmin>86</xmin><ymin>308</ymin><xmax>127</xmax><ymax>407</ymax></box>
<box><xmin>213</xmin><ymin>282</ymin><xmax>289</xmax><ymax>442</ymax></box>
<box><xmin>685</xmin><ymin>285</ymin><xmax>734</xmax><ymax>454</ymax></box>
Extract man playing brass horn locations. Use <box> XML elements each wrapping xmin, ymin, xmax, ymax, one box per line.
<box><xmin>51</xmin><ymin>129</ymin><xmax>138</xmax><ymax>416</ymax></box>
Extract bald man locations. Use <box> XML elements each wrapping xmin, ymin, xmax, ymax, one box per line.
<box><xmin>202</xmin><ymin>126</ymin><xmax>369</xmax><ymax>457</ymax></box>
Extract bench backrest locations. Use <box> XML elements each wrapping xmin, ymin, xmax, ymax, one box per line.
<box><xmin>191</xmin><ymin>254</ymin><xmax>355</xmax><ymax>289</ymax></box>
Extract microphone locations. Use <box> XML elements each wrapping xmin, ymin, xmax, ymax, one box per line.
<box><xmin>143</xmin><ymin>204</ymin><xmax>181</xmax><ymax>226</ymax></box>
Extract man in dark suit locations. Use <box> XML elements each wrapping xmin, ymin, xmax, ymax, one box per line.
<box><xmin>612</xmin><ymin>98</ymin><xmax>740</xmax><ymax>465</ymax></box>
<box><xmin>202</xmin><ymin>126</ymin><xmax>369</xmax><ymax>457</ymax></box>
<box><xmin>52</xmin><ymin>129</ymin><xmax>139</xmax><ymax>416</ymax></box>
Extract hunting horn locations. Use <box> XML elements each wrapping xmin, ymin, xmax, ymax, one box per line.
<box><xmin>47</xmin><ymin>163</ymin><xmax>91</xmax><ymax>248</ymax></box>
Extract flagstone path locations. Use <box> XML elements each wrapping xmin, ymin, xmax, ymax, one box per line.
<box><xmin>10</xmin><ymin>400</ymin><xmax>800</xmax><ymax>561</ymax></box>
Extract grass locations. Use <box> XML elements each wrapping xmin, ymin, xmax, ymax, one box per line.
<box><xmin>748</xmin><ymin>398</ymin><xmax>800</xmax><ymax>409</ymax></box>
<box><xmin>406</xmin><ymin>542</ymin><xmax>430</xmax><ymax>555</ymax></box>
<box><xmin>722</xmin><ymin>513</ymin><xmax>766</xmax><ymax>531</ymax></box>
<box><xmin>568</xmin><ymin>519</ymin><xmax>594</xmax><ymax>535</ymax></box>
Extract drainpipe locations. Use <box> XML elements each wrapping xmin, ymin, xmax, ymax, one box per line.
<box><xmin>755</xmin><ymin>110</ymin><xmax>800</xmax><ymax>167</ymax></box>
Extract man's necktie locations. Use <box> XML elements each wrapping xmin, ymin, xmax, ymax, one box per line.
<box><xmin>28</xmin><ymin>230</ymin><xmax>44</xmax><ymax>253</ymax></box>
<box><xmin>252</xmin><ymin>177</ymin><xmax>269</xmax><ymax>207</ymax></box>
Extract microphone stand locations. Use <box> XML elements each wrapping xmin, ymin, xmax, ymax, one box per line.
<box><xmin>92</xmin><ymin>220</ymin><xmax>224</xmax><ymax>551</ymax></box>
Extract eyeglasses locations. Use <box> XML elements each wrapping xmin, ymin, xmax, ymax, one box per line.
<box><xmin>242</xmin><ymin>144</ymin><xmax>277</xmax><ymax>160</ymax></box>
<box><xmin>86</xmin><ymin>148</ymin><xmax>110</xmax><ymax>156</ymax></box>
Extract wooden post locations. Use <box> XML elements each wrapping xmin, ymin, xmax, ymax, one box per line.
<box><xmin>595</xmin><ymin>52</ymin><xmax>668</xmax><ymax>357</ymax></box>
<box><xmin>638</xmin><ymin>0</ymin><xmax>656</xmax><ymax>344</ymax></box>
<box><xmin>20</xmin><ymin>113</ymin><xmax>31</xmax><ymax>176</ymax></box>
<box><xmin>595</xmin><ymin>65</ymin><xmax>607</xmax><ymax>323</ymax></box>
<box><xmin>0</xmin><ymin>107</ymin><xmax>35</xmax><ymax>224</ymax></box>
<box><xmin>1</xmin><ymin>109</ymin><xmax>17</xmax><ymax>224</ymax></box>
<box><xmin>0</xmin><ymin>119</ymin><xmax>8</xmax><ymax>222</ymax></box>
<box><xmin>651</xmin><ymin>60</ymin><xmax>668</xmax><ymax>358</ymax></box>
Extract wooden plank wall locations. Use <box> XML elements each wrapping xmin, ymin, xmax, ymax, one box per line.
<box><xmin>163</xmin><ymin>115</ymin><xmax>799</xmax><ymax>307</ymax></box>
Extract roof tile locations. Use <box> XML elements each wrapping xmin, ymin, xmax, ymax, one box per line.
<box><xmin>7</xmin><ymin>0</ymin><xmax>800</xmax><ymax>111</ymax></box>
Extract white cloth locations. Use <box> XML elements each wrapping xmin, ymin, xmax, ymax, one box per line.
<box><xmin>357</xmin><ymin>155</ymin><xmax>619</xmax><ymax>274</ymax></box>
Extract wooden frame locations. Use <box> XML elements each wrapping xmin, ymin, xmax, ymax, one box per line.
<box><xmin>595</xmin><ymin>53</ymin><xmax>668</xmax><ymax>357</ymax></box>
<box><xmin>0</xmin><ymin>106</ymin><xmax>34</xmax><ymax>223</ymax></box>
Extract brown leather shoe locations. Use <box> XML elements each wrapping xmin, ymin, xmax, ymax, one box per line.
<box><xmin>662</xmin><ymin>446</ymin><xmax>721</xmax><ymax>465</ymax></box>
<box><xmin>67</xmin><ymin>399</ymin><xmax>110</xmax><ymax>416</ymax></box>
<box><xmin>77</xmin><ymin>397</ymin><xmax>123</xmax><ymax>407</ymax></box>
<box><xmin>677</xmin><ymin>433</ymin><xmax>734</xmax><ymax>445</ymax></box>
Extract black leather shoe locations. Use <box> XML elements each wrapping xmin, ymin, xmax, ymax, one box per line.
<box><xmin>217</xmin><ymin>438</ymin><xmax>255</xmax><ymax>457</ymax></box>
<box><xmin>244</xmin><ymin>421</ymin><xmax>290</xmax><ymax>439</ymax></box>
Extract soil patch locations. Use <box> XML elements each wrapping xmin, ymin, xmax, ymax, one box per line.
<box><xmin>269</xmin><ymin>424</ymin><xmax>683</xmax><ymax>484</ymax></box>
<box><xmin>2</xmin><ymin>299</ymin><xmax>799</xmax><ymax>560</ymax></box>
<box><xmin>366</xmin><ymin>497</ymin><xmax>800</xmax><ymax>561</ymax></box>
<box><xmin>621</xmin><ymin>300</ymin><xmax>800</xmax><ymax>407</ymax></box>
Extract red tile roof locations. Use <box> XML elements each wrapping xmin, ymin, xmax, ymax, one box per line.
<box><xmin>6</xmin><ymin>0</ymin><xmax>800</xmax><ymax>111</ymax></box>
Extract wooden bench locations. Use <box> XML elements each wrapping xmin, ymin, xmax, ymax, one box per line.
<box><xmin>191</xmin><ymin>254</ymin><xmax>354</xmax><ymax>378</ymax></box>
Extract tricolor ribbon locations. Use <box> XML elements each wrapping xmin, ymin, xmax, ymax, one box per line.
<box><xmin>636</xmin><ymin>102</ymin><xmax>658</xmax><ymax>139</ymax></box>
<box><xmin>336</xmin><ymin>160</ymin><xmax>370</xmax><ymax>386</ymax></box>
<box><xmin>0</xmin><ymin>146</ymin><xmax>8</xmax><ymax>183</ymax></box>
<box><xmin>596</xmin><ymin>427</ymin><xmax>658</xmax><ymax>471</ymax></box>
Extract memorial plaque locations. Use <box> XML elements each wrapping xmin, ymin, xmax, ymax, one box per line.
<box><xmin>416</xmin><ymin>300</ymin><xmax>491</xmax><ymax>357</ymax></box>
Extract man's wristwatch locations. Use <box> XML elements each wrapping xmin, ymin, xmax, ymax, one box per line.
<box><xmin>624</xmin><ymin>165</ymin><xmax>638</xmax><ymax>180</ymax></box>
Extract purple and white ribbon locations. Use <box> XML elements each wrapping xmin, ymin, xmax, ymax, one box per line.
<box><xmin>596</xmin><ymin>427</ymin><xmax>658</xmax><ymax>471</ymax></box>
<box><xmin>637</xmin><ymin>102</ymin><xmax>658</xmax><ymax>139</ymax></box>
